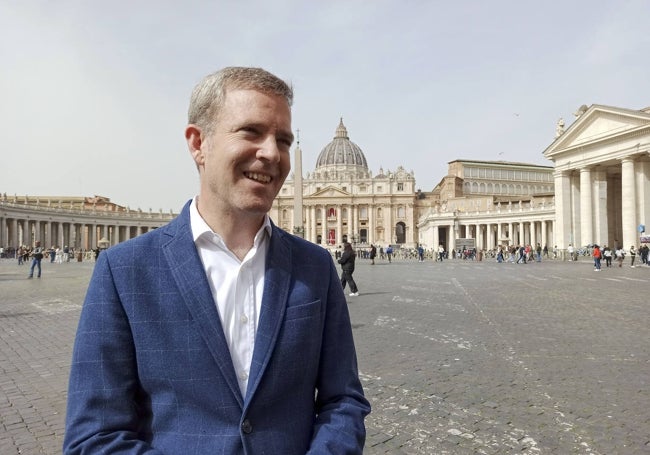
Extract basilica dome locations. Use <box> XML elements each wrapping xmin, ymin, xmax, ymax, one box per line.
<box><xmin>313</xmin><ymin>119</ymin><xmax>370</xmax><ymax>179</ymax></box>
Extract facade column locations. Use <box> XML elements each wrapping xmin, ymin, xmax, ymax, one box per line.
<box><xmin>11</xmin><ymin>218</ymin><xmax>18</xmax><ymax>248</ymax></box>
<box><xmin>321</xmin><ymin>207</ymin><xmax>327</xmax><ymax>246</ymax></box>
<box><xmin>58</xmin><ymin>223</ymin><xmax>64</xmax><ymax>249</ymax></box>
<box><xmin>637</xmin><ymin>160</ymin><xmax>650</xmax><ymax>231</ymax></box>
<box><xmin>592</xmin><ymin>168</ymin><xmax>608</xmax><ymax>245</ymax></box>
<box><xmin>91</xmin><ymin>224</ymin><xmax>97</xmax><ymax>248</ymax></box>
<box><xmin>336</xmin><ymin>205</ymin><xmax>342</xmax><ymax>245</ymax></box>
<box><xmin>310</xmin><ymin>206</ymin><xmax>316</xmax><ymax>244</ymax></box>
<box><xmin>519</xmin><ymin>221</ymin><xmax>525</xmax><ymax>245</ymax></box>
<box><xmin>621</xmin><ymin>157</ymin><xmax>637</xmax><ymax>249</ymax></box>
<box><xmin>0</xmin><ymin>216</ymin><xmax>4</xmax><ymax>250</ymax></box>
<box><xmin>580</xmin><ymin>167</ymin><xmax>593</xmax><ymax>246</ymax></box>
<box><xmin>497</xmin><ymin>223</ymin><xmax>503</xmax><ymax>247</ymax></box>
<box><xmin>530</xmin><ymin>221</ymin><xmax>536</xmax><ymax>247</ymax></box>
<box><xmin>70</xmin><ymin>223</ymin><xmax>77</xmax><ymax>248</ymax></box>
<box><xmin>554</xmin><ymin>170</ymin><xmax>572</xmax><ymax>251</ymax></box>
<box><xmin>541</xmin><ymin>220</ymin><xmax>547</xmax><ymax>249</ymax></box>
<box><xmin>368</xmin><ymin>204</ymin><xmax>375</xmax><ymax>245</ymax></box>
<box><xmin>433</xmin><ymin>225</ymin><xmax>439</xmax><ymax>252</ymax></box>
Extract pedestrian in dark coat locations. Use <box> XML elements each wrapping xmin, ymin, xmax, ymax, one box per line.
<box><xmin>338</xmin><ymin>242</ymin><xmax>359</xmax><ymax>296</ymax></box>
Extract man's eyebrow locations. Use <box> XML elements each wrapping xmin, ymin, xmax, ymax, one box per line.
<box><xmin>280</xmin><ymin>131</ymin><xmax>295</xmax><ymax>145</ymax></box>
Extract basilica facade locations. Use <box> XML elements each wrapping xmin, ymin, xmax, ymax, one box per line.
<box><xmin>271</xmin><ymin>119</ymin><xmax>418</xmax><ymax>249</ymax></box>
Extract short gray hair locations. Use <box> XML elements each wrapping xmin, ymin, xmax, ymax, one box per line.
<box><xmin>188</xmin><ymin>67</ymin><xmax>293</xmax><ymax>132</ymax></box>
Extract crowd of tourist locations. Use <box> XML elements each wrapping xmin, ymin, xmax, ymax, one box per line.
<box><xmin>1</xmin><ymin>245</ymin><xmax>101</xmax><ymax>264</ymax></box>
<box><xmin>332</xmin><ymin>242</ymin><xmax>649</xmax><ymax>269</ymax></box>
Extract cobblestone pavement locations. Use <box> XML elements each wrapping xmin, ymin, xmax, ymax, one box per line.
<box><xmin>1</xmin><ymin>256</ymin><xmax>649</xmax><ymax>454</ymax></box>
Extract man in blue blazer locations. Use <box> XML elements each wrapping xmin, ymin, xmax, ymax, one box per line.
<box><xmin>64</xmin><ymin>67</ymin><xmax>370</xmax><ymax>454</ymax></box>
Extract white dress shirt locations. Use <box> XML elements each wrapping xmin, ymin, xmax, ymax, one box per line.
<box><xmin>189</xmin><ymin>197</ymin><xmax>270</xmax><ymax>396</ymax></box>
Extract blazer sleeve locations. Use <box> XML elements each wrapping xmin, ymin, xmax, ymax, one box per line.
<box><xmin>63</xmin><ymin>252</ymin><xmax>164</xmax><ymax>454</ymax></box>
<box><xmin>307</xmin><ymin>259</ymin><xmax>371</xmax><ymax>454</ymax></box>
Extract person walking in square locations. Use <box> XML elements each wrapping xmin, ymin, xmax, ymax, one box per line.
<box><xmin>339</xmin><ymin>241</ymin><xmax>359</xmax><ymax>296</ymax></box>
<box><xmin>28</xmin><ymin>240</ymin><xmax>44</xmax><ymax>278</ymax></box>
<box><xmin>593</xmin><ymin>244</ymin><xmax>602</xmax><ymax>271</ymax></box>
<box><xmin>369</xmin><ymin>244</ymin><xmax>377</xmax><ymax>265</ymax></box>
<box><xmin>629</xmin><ymin>246</ymin><xmax>636</xmax><ymax>267</ymax></box>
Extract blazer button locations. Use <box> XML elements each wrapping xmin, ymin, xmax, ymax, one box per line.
<box><xmin>241</xmin><ymin>419</ymin><xmax>253</xmax><ymax>434</ymax></box>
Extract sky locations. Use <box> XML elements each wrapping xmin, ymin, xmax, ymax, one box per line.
<box><xmin>2</xmin><ymin>1</ymin><xmax>649</xmax><ymax>212</ymax></box>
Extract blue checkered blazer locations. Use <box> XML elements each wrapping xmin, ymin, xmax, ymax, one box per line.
<box><xmin>64</xmin><ymin>201</ymin><xmax>370</xmax><ymax>454</ymax></box>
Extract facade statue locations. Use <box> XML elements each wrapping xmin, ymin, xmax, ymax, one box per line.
<box><xmin>555</xmin><ymin>117</ymin><xmax>565</xmax><ymax>138</ymax></box>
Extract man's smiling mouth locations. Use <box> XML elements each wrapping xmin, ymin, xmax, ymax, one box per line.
<box><xmin>244</xmin><ymin>171</ymin><xmax>271</xmax><ymax>183</ymax></box>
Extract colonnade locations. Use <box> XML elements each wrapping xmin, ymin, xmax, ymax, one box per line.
<box><xmin>418</xmin><ymin>203</ymin><xmax>556</xmax><ymax>253</ymax></box>
<box><xmin>0</xmin><ymin>201</ymin><xmax>175</xmax><ymax>251</ymax></box>
<box><xmin>554</xmin><ymin>156</ymin><xmax>650</xmax><ymax>250</ymax></box>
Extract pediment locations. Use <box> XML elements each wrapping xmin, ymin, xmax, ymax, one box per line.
<box><xmin>544</xmin><ymin>105</ymin><xmax>650</xmax><ymax>158</ymax></box>
<box><xmin>309</xmin><ymin>186</ymin><xmax>351</xmax><ymax>197</ymax></box>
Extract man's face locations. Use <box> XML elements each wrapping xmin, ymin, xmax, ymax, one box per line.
<box><xmin>194</xmin><ymin>89</ymin><xmax>293</xmax><ymax>220</ymax></box>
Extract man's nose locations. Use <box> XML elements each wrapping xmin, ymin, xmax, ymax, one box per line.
<box><xmin>257</xmin><ymin>136</ymin><xmax>281</xmax><ymax>162</ymax></box>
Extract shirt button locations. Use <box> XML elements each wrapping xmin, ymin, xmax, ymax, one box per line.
<box><xmin>241</xmin><ymin>419</ymin><xmax>253</xmax><ymax>434</ymax></box>
<box><xmin>240</xmin><ymin>314</ymin><xmax>249</xmax><ymax>323</ymax></box>
<box><xmin>239</xmin><ymin>371</ymin><xmax>248</xmax><ymax>381</ymax></box>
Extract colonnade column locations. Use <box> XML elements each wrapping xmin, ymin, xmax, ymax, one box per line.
<box><xmin>497</xmin><ymin>223</ymin><xmax>503</xmax><ymax>247</ymax></box>
<box><xmin>554</xmin><ymin>170</ymin><xmax>572</xmax><ymax>250</ymax></box>
<box><xmin>11</xmin><ymin>219</ymin><xmax>18</xmax><ymax>248</ymax></box>
<box><xmin>580</xmin><ymin>167</ymin><xmax>593</xmax><ymax>245</ymax></box>
<box><xmin>433</xmin><ymin>226</ymin><xmax>439</xmax><ymax>252</ymax></box>
<box><xmin>541</xmin><ymin>220</ymin><xmax>547</xmax><ymax>249</ymax></box>
<box><xmin>637</xmin><ymin>161</ymin><xmax>650</xmax><ymax>228</ymax></box>
<box><xmin>621</xmin><ymin>157</ymin><xmax>637</xmax><ymax>249</ymax></box>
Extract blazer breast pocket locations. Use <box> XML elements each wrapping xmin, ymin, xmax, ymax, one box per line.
<box><xmin>273</xmin><ymin>299</ymin><xmax>324</xmax><ymax>385</ymax></box>
<box><xmin>284</xmin><ymin>298</ymin><xmax>322</xmax><ymax>321</ymax></box>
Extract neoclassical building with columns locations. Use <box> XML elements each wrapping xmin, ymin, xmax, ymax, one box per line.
<box><xmin>543</xmin><ymin>104</ymin><xmax>650</xmax><ymax>251</ymax></box>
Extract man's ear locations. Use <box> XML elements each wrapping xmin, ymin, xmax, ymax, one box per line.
<box><xmin>185</xmin><ymin>125</ymin><xmax>205</xmax><ymax>166</ymax></box>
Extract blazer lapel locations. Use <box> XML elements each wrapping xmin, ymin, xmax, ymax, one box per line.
<box><xmin>245</xmin><ymin>226</ymin><xmax>292</xmax><ymax>402</ymax></box>
<box><xmin>162</xmin><ymin>206</ymin><xmax>243</xmax><ymax>407</ymax></box>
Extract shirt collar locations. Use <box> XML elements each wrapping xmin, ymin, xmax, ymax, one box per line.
<box><xmin>189</xmin><ymin>196</ymin><xmax>272</xmax><ymax>245</ymax></box>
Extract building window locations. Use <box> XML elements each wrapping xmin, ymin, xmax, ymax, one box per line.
<box><xmin>377</xmin><ymin>186</ymin><xmax>383</xmax><ymax>192</ymax></box>
<box><xmin>397</xmin><ymin>206</ymin><xmax>405</xmax><ymax>218</ymax></box>
<box><xmin>397</xmin><ymin>182</ymin><xmax>404</xmax><ymax>191</ymax></box>
<box><xmin>359</xmin><ymin>206</ymin><xmax>368</xmax><ymax>219</ymax></box>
